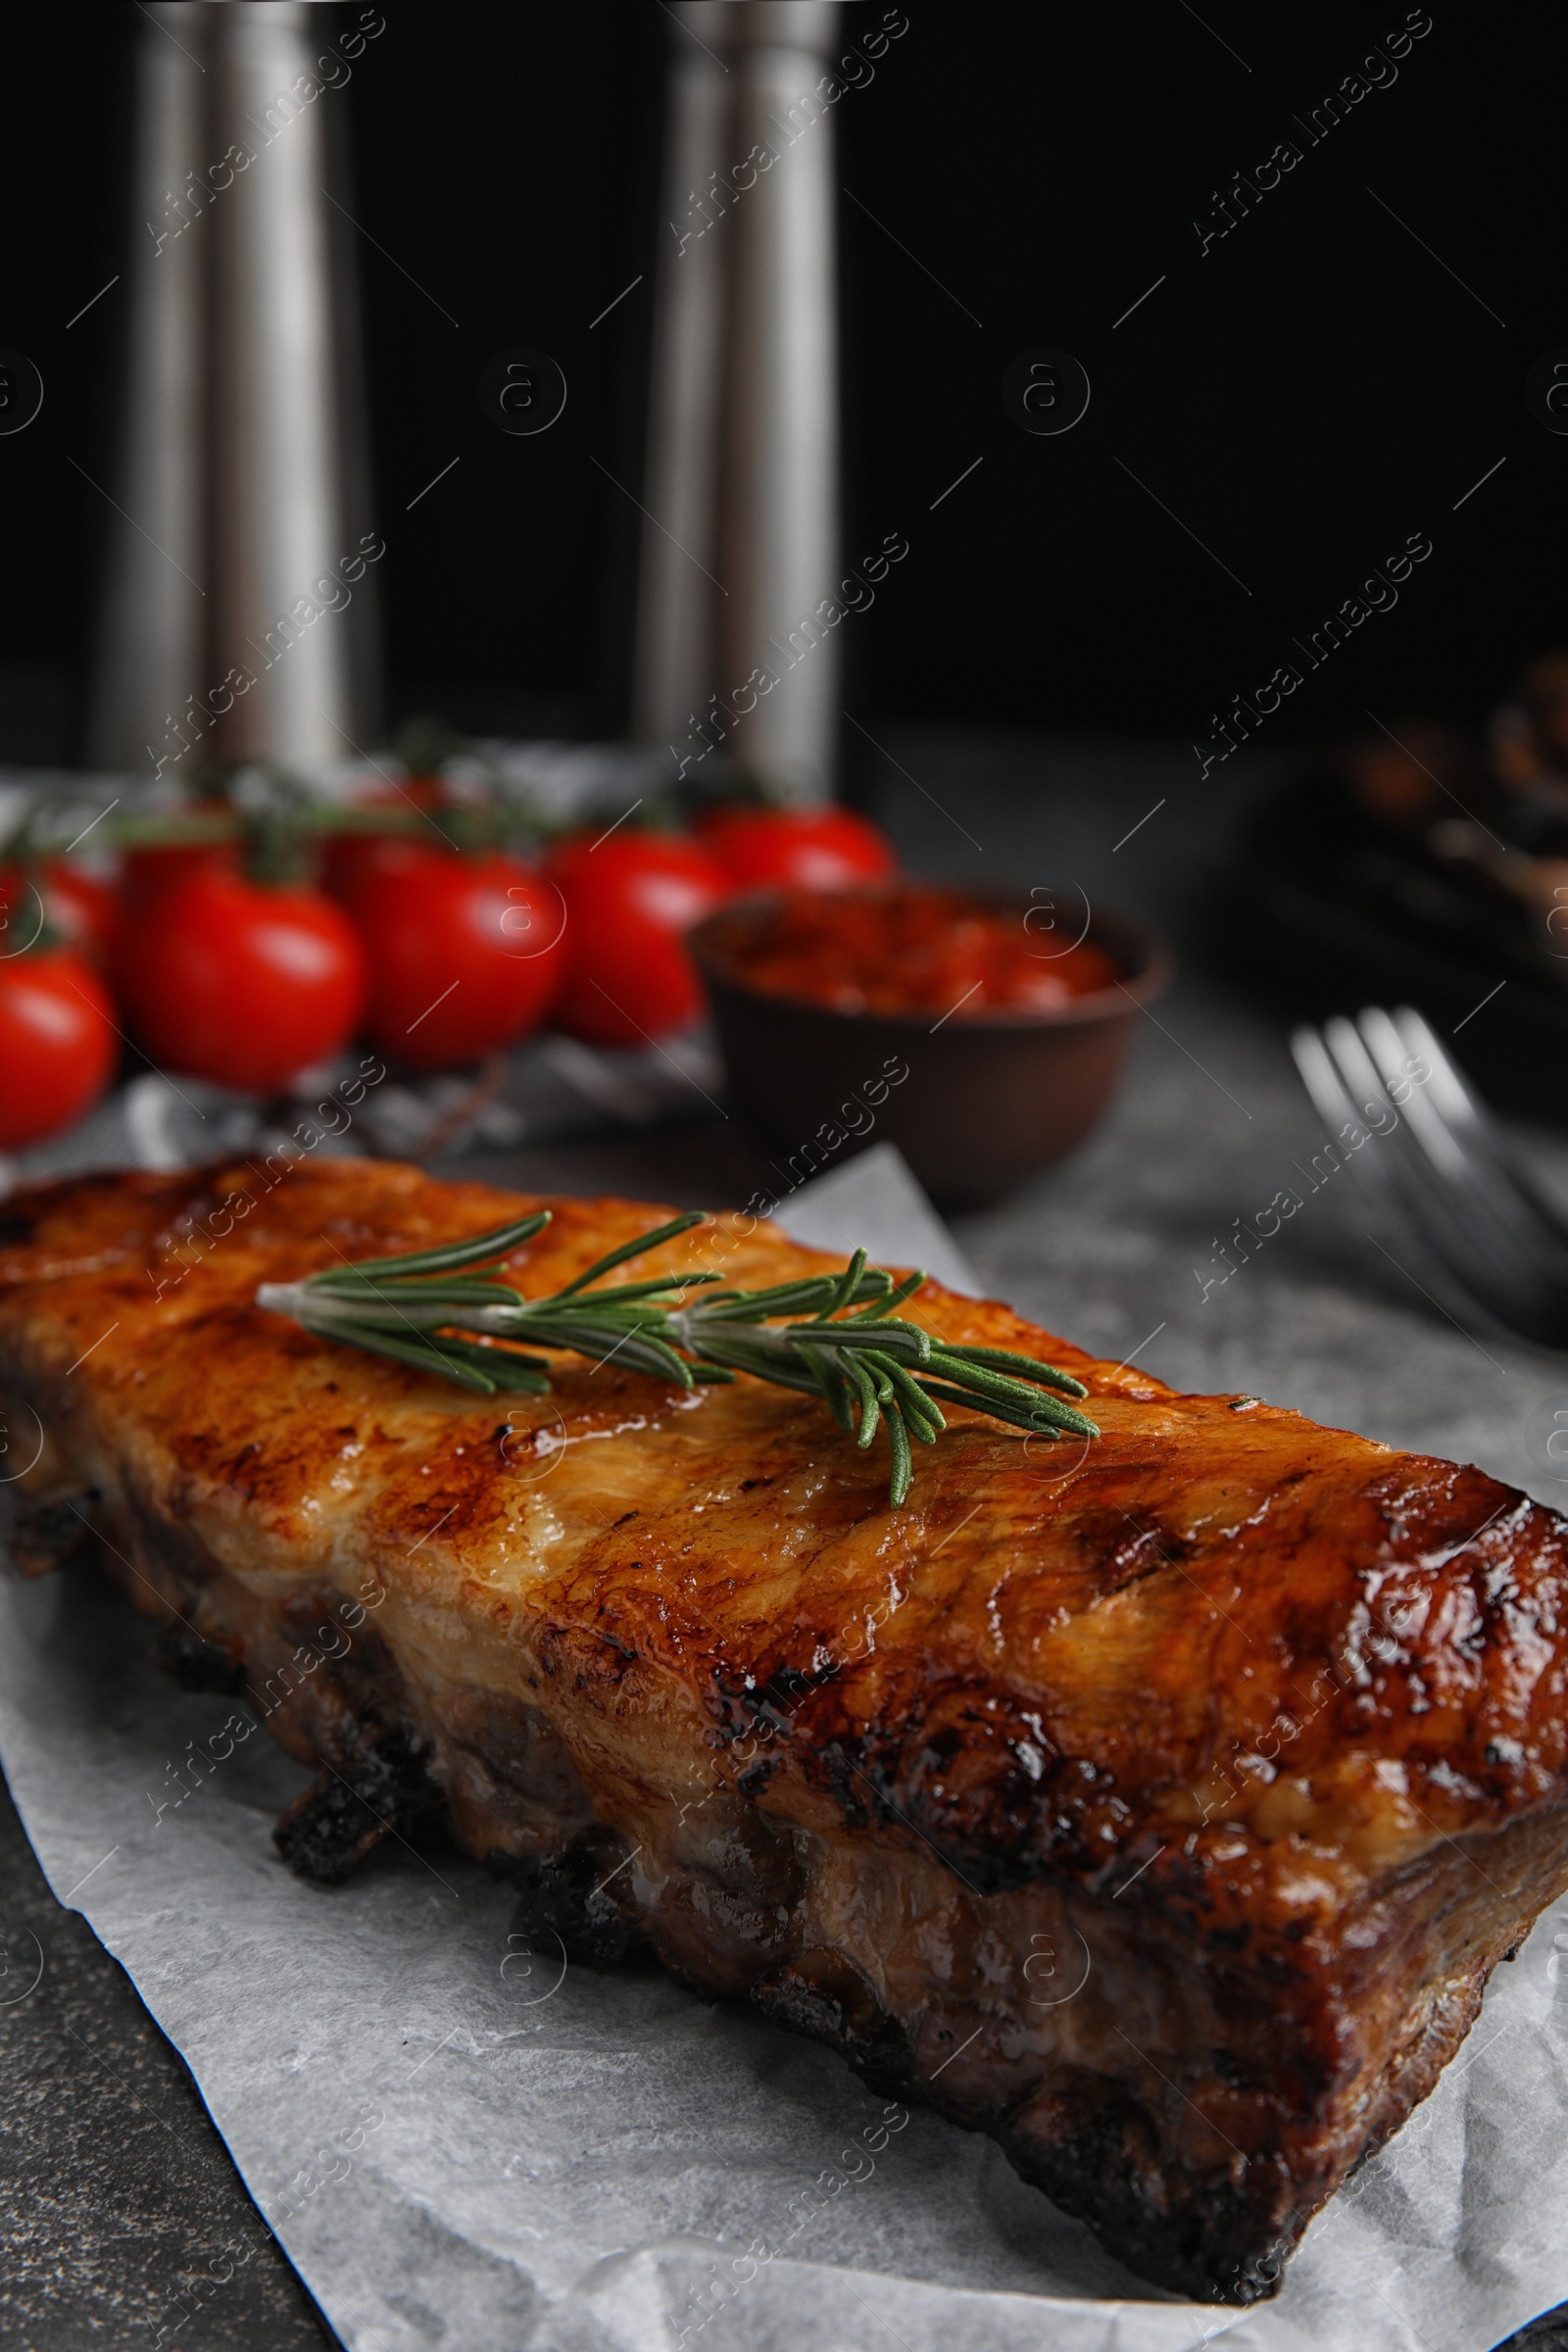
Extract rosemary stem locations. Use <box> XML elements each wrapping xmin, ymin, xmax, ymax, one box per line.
<box><xmin>254</xmin><ymin>1210</ymin><xmax>1102</xmax><ymax>1508</ymax></box>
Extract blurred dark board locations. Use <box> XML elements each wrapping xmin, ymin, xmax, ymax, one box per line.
<box><xmin>0</xmin><ymin>1769</ymin><xmax>330</xmax><ymax>2351</ymax></box>
<box><xmin>1213</xmin><ymin>775</ymin><xmax>1568</xmax><ymax>1122</ymax></box>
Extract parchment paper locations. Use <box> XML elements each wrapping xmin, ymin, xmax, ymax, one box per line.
<box><xmin>3</xmin><ymin>1147</ymin><xmax>1568</xmax><ymax>2352</ymax></box>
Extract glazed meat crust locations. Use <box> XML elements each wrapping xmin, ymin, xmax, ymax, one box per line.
<box><xmin>2</xmin><ymin>1157</ymin><xmax>1567</xmax><ymax>2302</ymax></box>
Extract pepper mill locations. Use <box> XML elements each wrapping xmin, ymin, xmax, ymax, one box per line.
<box><xmin>86</xmin><ymin>1</ymin><xmax>379</xmax><ymax>781</ymax></box>
<box><xmin>635</xmin><ymin>1</ymin><xmax>842</xmax><ymax>803</ymax></box>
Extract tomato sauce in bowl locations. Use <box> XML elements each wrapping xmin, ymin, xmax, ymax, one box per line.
<box><xmin>689</xmin><ymin>883</ymin><xmax>1172</xmax><ymax>1205</ymax></box>
<box><xmin>710</xmin><ymin>883</ymin><xmax>1121</xmax><ymax>1020</ymax></box>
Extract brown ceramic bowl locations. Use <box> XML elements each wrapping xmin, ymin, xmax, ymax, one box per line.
<box><xmin>689</xmin><ymin>885</ymin><xmax>1173</xmax><ymax>1209</ymax></box>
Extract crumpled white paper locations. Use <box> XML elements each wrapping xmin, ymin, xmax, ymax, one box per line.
<box><xmin>3</xmin><ymin>1147</ymin><xmax>1568</xmax><ymax>2352</ymax></box>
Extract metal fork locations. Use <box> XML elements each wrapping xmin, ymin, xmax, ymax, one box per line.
<box><xmin>1289</xmin><ymin>1005</ymin><xmax>1568</xmax><ymax>1346</ymax></box>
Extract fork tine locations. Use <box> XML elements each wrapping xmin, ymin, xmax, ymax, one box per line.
<box><xmin>1294</xmin><ymin>1008</ymin><xmax>1568</xmax><ymax>1342</ymax></box>
<box><xmin>1317</xmin><ymin>1016</ymin><xmax>1553</xmax><ymax>1318</ymax></box>
<box><xmin>1390</xmin><ymin>1008</ymin><xmax>1500</xmax><ymax>1151</ymax></box>
<box><xmin>1355</xmin><ymin>1008</ymin><xmax>1472</xmax><ymax>1186</ymax></box>
<box><xmin>1317</xmin><ymin>1017</ymin><xmax>1473</xmax><ymax>1241</ymax></box>
<box><xmin>1392</xmin><ymin>1006</ymin><xmax>1568</xmax><ymax>1242</ymax></box>
<box><xmin>1290</xmin><ymin>1024</ymin><xmax>1420</xmax><ymax>1228</ymax></box>
<box><xmin>1382</xmin><ymin>1002</ymin><xmax>1568</xmax><ymax>1279</ymax></box>
<box><xmin>1292</xmin><ymin>1022</ymin><xmax>1363</xmax><ymax>1136</ymax></box>
<box><xmin>1354</xmin><ymin>1008</ymin><xmax>1568</xmax><ymax>1280</ymax></box>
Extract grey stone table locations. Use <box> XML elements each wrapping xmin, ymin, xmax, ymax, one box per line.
<box><xmin>5</xmin><ymin>731</ymin><xmax>1568</xmax><ymax>2348</ymax></box>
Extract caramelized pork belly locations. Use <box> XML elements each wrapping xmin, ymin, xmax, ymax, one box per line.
<box><xmin>2</xmin><ymin>1159</ymin><xmax>1567</xmax><ymax>2301</ymax></box>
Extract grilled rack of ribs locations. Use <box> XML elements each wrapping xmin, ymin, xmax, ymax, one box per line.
<box><xmin>3</xmin><ymin>1157</ymin><xmax>1567</xmax><ymax>2302</ymax></box>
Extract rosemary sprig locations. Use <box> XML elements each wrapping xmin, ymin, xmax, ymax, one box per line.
<box><xmin>255</xmin><ymin>1211</ymin><xmax>1098</xmax><ymax>1506</ymax></box>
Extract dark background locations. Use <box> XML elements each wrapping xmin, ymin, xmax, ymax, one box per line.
<box><xmin>0</xmin><ymin>0</ymin><xmax>1552</xmax><ymax>770</ymax></box>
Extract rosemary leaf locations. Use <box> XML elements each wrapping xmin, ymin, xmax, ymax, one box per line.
<box><xmin>306</xmin><ymin>1211</ymin><xmax>550</xmax><ymax>1285</ymax></box>
<box><xmin>845</xmin><ymin>1267</ymin><xmax>926</xmax><ymax>1319</ymax></box>
<box><xmin>553</xmin><ymin>1211</ymin><xmax>708</xmax><ymax>1298</ymax></box>
<box><xmin>875</xmin><ymin>1355</ymin><xmax>947</xmax><ymax>1441</ymax></box>
<box><xmin>311</xmin><ymin>1322</ymin><xmax>503</xmax><ymax>1393</ymax></box>
<box><xmin>886</xmin><ymin>1406</ymin><xmax>913</xmax><ymax>1506</ymax></box>
<box><xmin>534</xmin><ymin>1271</ymin><xmax>720</xmax><ymax>1304</ymax></box>
<box><xmin>838</xmin><ymin>1348</ymin><xmax>882</xmax><ymax>1446</ymax></box>
<box><xmin>420</xmin><ymin>1335</ymin><xmax>555</xmax><ymax>1393</ymax></box>
<box><xmin>309</xmin><ymin>1282</ymin><xmax>527</xmax><ymax>1317</ymax></box>
<box><xmin>923</xmin><ymin>1349</ymin><xmax>1076</xmax><ymax>1413</ymax></box>
<box><xmin>940</xmin><ymin>1342</ymin><xmax>1090</xmax><ymax>1398</ymax></box>
<box><xmin>915</xmin><ymin>1379</ymin><xmax>1099</xmax><ymax>1438</ymax></box>
<box><xmin>689</xmin><ymin>1336</ymin><xmax>828</xmax><ymax>1397</ymax></box>
<box><xmin>812</xmin><ymin>1247</ymin><xmax>869</xmax><ymax>1322</ymax></box>
<box><xmin>786</xmin><ymin>1320</ymin><xmax>933</xmax><ymax>1363</ymax></box>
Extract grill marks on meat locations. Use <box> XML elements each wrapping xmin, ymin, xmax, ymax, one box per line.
<box><xmin>2</xmin><ymin>1161</ymin><xmax>1568</xmax><ymax>2301</ymax></box>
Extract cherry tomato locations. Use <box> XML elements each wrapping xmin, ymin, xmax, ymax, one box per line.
<box><xmin>319</xmin><ymin>781</ymin><xmax>444</xmax><ymax>908</ymax></box>
<box><xmin>111</xmin><ymin>814</ymin><xmax>242</xmax><ymax>1002</ymax></box>
<box><xmin>118</xmin><ymin>870</ymin><xmax>367</xmax><ymax>1094</ymax></box>
<box><xmin>0</xmin><ymin>947</ymin><xmax>118</xmax><ymax>1149</ymax></box>
<box><xmin>696</xmin><ymin>805</ymin><xmax>897</xmax><ymax>893</ymax></box>
<box><xmin>546</xmin><ymin>830</ymin><xmax>730</xmax><ymax>1045</ymax></box>
<box><xmin>120</xmin><ymin>816</ymin><xmax>239</xmax><ymax>914</ymax></box>
<box><xmin>0</xmin><ymin>860</ymin><xmax>120</xmax><ymax>968</ymax></box>
<box><xmin>322</xmin><ymin>829</ymin><xmax>431</xmax><ymax>908</ymax></box>
<box><xmin>350</xmin><ymin>848</ymin><xmax>566</xmax><ymax>1069</ymax></box>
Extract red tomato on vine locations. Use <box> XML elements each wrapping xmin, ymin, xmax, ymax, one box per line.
<box><xmin>0</xmin><ymin>861</ymin><xmax>120</xmax><ymax>969</ymax></box>
<box><xmin>696</xmin><ymin>805</ymin><xmax>897</xmax><ymax>893</ymax></box>
<box><xmin>348</xmin><ymin>848</ymin><xmax>566</xmax><ymax>1069</ymax></box>
<box><xmin>0</xmin><ymin>947</ymin><xmax>118</xmax><ymax>1149</ymax></box>
<box><xmin>319</xmin><ymin>781</ymin><xmax>445</xmax><ymax>908</ymax></box>
<box><xmin>117</xmin><ymin>870</ymin><xmax>367</xmax><ymax>1094</ymax></box>
<box><xmin>546</xmin><ymin>829</ymin><xmax>730</xmax><ymax>1045</ymax></box>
